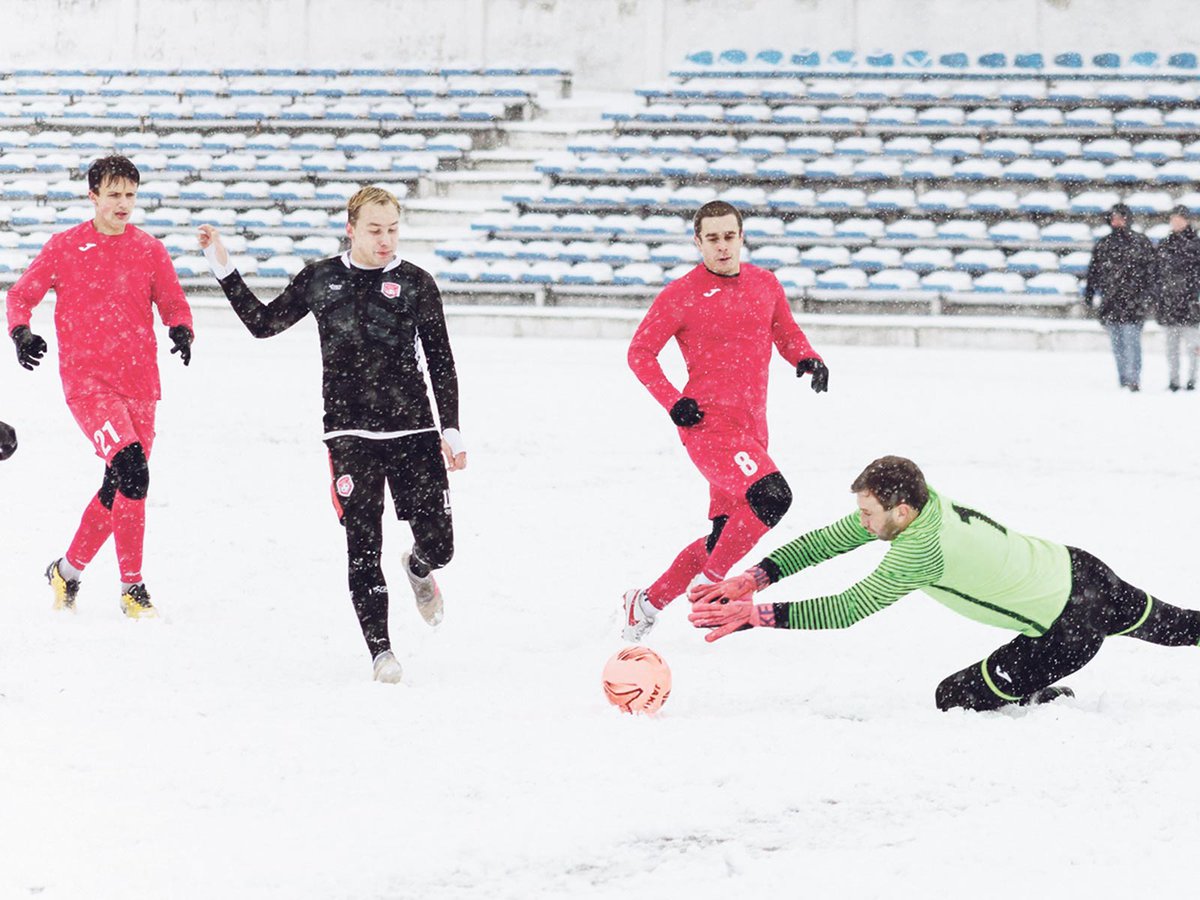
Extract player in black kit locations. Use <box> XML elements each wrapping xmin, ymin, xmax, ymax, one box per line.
<box><xmin>0</xmin><ymin>420</ymin><xmax>16</xmax><ymax>460</ymax></box>
<box><xmin>198</xmin><ymin>187</ymin><xmax>466</xmax><ymax>684</ymax></box>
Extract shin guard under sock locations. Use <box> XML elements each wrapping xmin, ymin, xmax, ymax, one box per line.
<box><xmin>111</xmin><ymin>494</ymin><xmax>146</xmax><ymax>583</ymax></box>
<box><xmin>66</xmin><ymin>494</ymin><xmax>114</xmax><ymax>571</ymax></box>
<box><xmin>701</xmin><ymin>505</ymin><xmax>771</xmax><ymax>582</ymax></box>
<box><xmin>646</xmin><ymin>537</ymin><xmax>708</xmax><ymax>610</ymax></box>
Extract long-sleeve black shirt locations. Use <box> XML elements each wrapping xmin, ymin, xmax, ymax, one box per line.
<box><xmin>217</xmin><ymin>253</ymin><xmax>460</xmax><ymax>437</ymax></box>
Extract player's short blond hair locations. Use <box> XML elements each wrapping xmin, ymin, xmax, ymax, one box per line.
<box><xmin>347</xmin><ymin>186</ymin><xmax>402</xmax><ymax>224</ymax></box>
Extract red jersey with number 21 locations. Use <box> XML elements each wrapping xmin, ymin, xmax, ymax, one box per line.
<box><xmin>627</xmin><ymin>262</ymin><xmax>819</xmax><ymax>443</ymax></box>
<box><xmin>5</xmin><ymin>221</ymin><xmax>193</xmax><ymax>401</ymax></box>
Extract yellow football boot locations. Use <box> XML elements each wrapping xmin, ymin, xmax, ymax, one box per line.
<box><xmin>46</xmin><ymin>559</ymin><xmax>80</xmax><ymax>612</ymax></box>
<box><xmin>119</xmin><ymin>582</ymin><xmax>158</xmax><ymax>619</ymax></box>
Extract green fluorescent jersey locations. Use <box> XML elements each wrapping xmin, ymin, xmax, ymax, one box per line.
<box><xmin>763</xmin><ymin>487</ymin><xmax>1072</xmax><ymax>636</ymax></box>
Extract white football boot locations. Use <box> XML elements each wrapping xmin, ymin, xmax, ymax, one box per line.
<box><xmin>621</xmin><ymin>588</ymin><xmax>658</xmax><ymax>642</ymax></box>
<box><xmin>372</xmin><ymin>650</ymin><xmax>404</xmax><ymax>684</ymax></box>
<box><xmin>402</xmin><ymin>551</ymin><xmax>444</xmax><ymax>626</ymax></box>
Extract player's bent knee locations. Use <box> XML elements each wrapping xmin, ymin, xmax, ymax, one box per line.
<box><xmin>705</xmin><ymin>515</ymin><xmax>729</xmax><ymax>554</ymax></box>
<box><xmin>418</xmin><ymin>538</ymin><xmax>454</xmax><ymax>570</ymax></box>
<box><xmin>111</xmin><ymin>443</ymin><xmax>149</xmax><ymax>500</ymax></box>
<box><xmin>746</xmin><ymin>472</ymin><xmax>792</xmax><ymax>527</ymax></box>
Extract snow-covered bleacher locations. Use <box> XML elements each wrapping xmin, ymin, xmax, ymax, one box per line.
<box><xmin>0</xmin><ymin>66</ymin><xmax>559</xmax><ymax>286</ymax></box>
<box><xmin>425</xmin><ymin>48</ymin><xmax>1200</xmax><ymax>313</ymax></box>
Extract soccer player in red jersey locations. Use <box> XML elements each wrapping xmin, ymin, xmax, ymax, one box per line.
<box><xmin>623</xmin><ymin>201</ymin><xmax>829</xmax><ymax>640</ymax></box>
<box><xmin>6</xmin><ymin>155</ymin><xmax>194</xmax><ymax>618</ymax></box>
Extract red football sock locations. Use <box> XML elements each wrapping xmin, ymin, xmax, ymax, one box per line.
<box><xmin>701</xmin><ymin>505</ymin><xmax>771</xmax><ymax>582</ymax></box>
<box><xmin>646</xmin><ymin>536</ymin><xmax>708</xmax><ymax>609</ymax></box>
<box><xmin>65</xmin><ymin>494</ymin><xmax>113</xmax><ymax>571</ymax></box>
<box><xmin>111</xmin><ymin>494</ymin><xmax>146</xmax><ymax>583</ymax></box>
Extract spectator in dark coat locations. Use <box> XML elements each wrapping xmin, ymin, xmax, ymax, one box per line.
<box><xmin>1084</xmin><ymin>204</ymin><xmax>1158</xmax><ymax>391</ymax></box>
<box><xmin>1155</xmin><ymin>205</ymin><xmax>1200</xmax><ymax>391</ymax></box>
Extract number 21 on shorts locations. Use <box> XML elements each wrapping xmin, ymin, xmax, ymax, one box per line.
<box><xmin>734</xmin><ymin>450</ymin><xmax>758</xmax><ymax>476</ymax></box>
<box><xmin>93</xmin><ymin>420</ymin><xmax>120</xmax><ymax>456</ymax></box>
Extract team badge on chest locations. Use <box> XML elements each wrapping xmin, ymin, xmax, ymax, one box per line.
<box><xmin>381</xmin><ymin>282</ymin><xmax>401</xmax><ymax>299</ymax></box>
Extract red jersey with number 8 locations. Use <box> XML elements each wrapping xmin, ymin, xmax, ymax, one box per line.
<box><xmin>5</xmin><ymin>221</ymin><xmax>193</xmax><ymax>401</ymax></box>
<box><xmin>627</xmin><ymin>262</ymin><xmax>818</xmax><ymax>443</ymax></box>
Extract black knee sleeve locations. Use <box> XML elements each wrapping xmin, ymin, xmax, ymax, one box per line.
<box><xmin>705</xmin><ymin>515</ymin><xmax>729</xmax><ymax>554</ymax></box>
<box><xmin>110</xmin><ymin>443</ymin><xmax>149</xmax><ymax>500</ymax></box>
<box><xmin>746</xmin><ymin>472</ymin><xmax>792</xmax><ymax>527</ymax></box>
<box><xmin>98</xmin><ymin>465</ymin><xmax>118</xmax><ymax>510</ymax></box>
<box><xmin>414</xmin><ymin>532</ymin><xmax>454</xmax><ymax>570</ymax></box>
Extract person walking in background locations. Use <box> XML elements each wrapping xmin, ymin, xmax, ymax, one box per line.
<box><xmin>1154</xmin><ymin>205</ymin><xmax>1200</xmax><ymax>392</ymax></box>
<box><xmin>6</xmin><ymin>155</ymin><xmax>194</xmax><ymax>618</ymax></box>
<box><xmin>0</xmin><ymin>420</ymin><xmax>15</xmax><ymax>460</ymax></box>
<box><xmin>197</xmin><ymin>186</ymin><xmax>466</xmax><ymax>685</ymax></box>
<box><xmin>622</xmin><ymin>200</ymin><xmax>829</xmax><ymax>642</ymax></box>
<box><xmin>1083</xmin><ymin>203</ymin><xmax>1158</xmax><ymax>392</ymax></box>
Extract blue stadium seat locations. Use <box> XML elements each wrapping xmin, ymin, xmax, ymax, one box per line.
<box><xmin>866</xmin><ymin>188</ymin><xmax>915</xmax><ymax>210</ymax></box>
<box><xmin>921</xmin><ymin>270</ymin><xmax>973</xmax><ymax>292</ymax></box>
<box><xmin>1054</xmin><ymin>52</ymin><xmax>1084</xmax><ymax>69</ymax></box>
<box><xmin>917</xmin><ymin>189</ymin><xmax>967</xmax><ymax>213</ymax></box>
<box><xmin>1104</xmin><ymin>160</ymin><xmax>1155</xmax><ymax>184</ymax></box>
<box><xmin>870</xmin><ymin>106</ymin><xmax>918</xmax><ymax>126</ymax></box>
<box><xmin>784</xmin><ymin>217</ymin><xmax>834</xmax><ymax>238</ymax></box>
<box><xmin>786</xmin><ymin>136</ymin><xmax>835</xmax><ymax>158</ymax></box>
<box><xmin>869</xmin><ymin>269</ymin><xmax>920</xmax><ymax>290</ymax></box>
<box><xmin>806</xmin><ymin>157</ymin><xmax>855</xmax><ymax>180</ymax></box>
<box><xmin>972</xmin><ymin>272</ymin><xmax>1026</xmax><ymax>293</ymax></box>
<box><xmin>1066</xmin><ymin>107</ymin><xmax>1113</xmax><ymax>128</ymax></box>
<box><xmin>1059</xmin><ymin>251</ymin><xmax>1093</xmax><ymax>275</ymax></box>
<box><xmin>756</xmin><ymin>157</ymin><xmax>806</xmax><ymax>179</ymax></box>
<box><xmin>989</xmin><ymin>221</ymin><xmax>1040</xmax><ymax>243</ymax></box>
<box><xmin>768</xmin><ymin>188</ymin><xmax>817</xmax><ymax>210</ymax></box>
<box><xmin>1025</xmin><ymin>273</ymin><xmax>1080</xmax><ymax>295</ymax></box>
<box><xmin>954</xmin><ymin>158</ymin><xmax>1003</xmax><ymax>181</ymax></box>
<box><xmin>1004</xmin><ymin>159</ymin><xmax>1054</xmax><ymax>182</ymax></box>
<box><xmin>1093</xmin><ymin>52</ymin><xmax>1121</xmax><ymax>69</ymax></box>
<box><xmin>751</xmin><ymin>245</ymin><xmax>801</xmax><ymax>268</ymax></box>
<box><xmin>816</xmin><ymin>267</ymin><xmax>868</xmax><ymax>290</ymax></box>
<box><xmin>774</xmin><ymin>266</ymin><xmax>817</xmax><ymax>290</ymax></box>
<box><xmin>968</xmin><ymin>190</ymin><xmax>1018</xmax><ymax>213</ymax></box>
<box><xmin>1124</xmin><ymin>191</ymin><xmax>1173</xmax><ymax>215</ymax></box>
<box><xmin>955</xmin><ymin>249</ymin><xmax>1006</xmax><ymax>273</ymax></box>
<box><xmin>1117</xmin><ymin>108</ymin><xmax>1163</xmax><ymax>129</ymax></box>
<box><xmin>800</xmin><ymin>246</ymin><xmax>851</xmax><ymax>269</ymax></box>
<box><xmin>258</xmin><ymin>254</ymin><xmax>305</xmax><ymax>278</ymax></box>
<box><xmin>835</xmin><ymin>217</ymin><xmax>885</xmax><ymax>239</ymax></box>
<box><xmin>772</xmin><ymin>104</ymin><xmax>819</xmax><ymax>124</ymax></box>
<box><xmin>1069</xmin><ymin>190</ymin><xmax>1121</xmax><ymax>214</ymax></box>
<box><xmin>1168</xmin><ymin>53</ymin><xmax>1198</xmax><ymax>70</ymax></box>
<box><xmin>791</xmin><ymin>49</ymin><xmax>820</xmax><ymax>67</ymax></box>
<box><xmin>938</xmin><ymin>52</ymin><xmax>969</xmax><ymax>69</ymax></box>
<box><xmin>1018</xmin><ymin>191</ymin><xmax>1069</xmax><ymax>214</ymax></box>
<box><xmin>902</xmin><ymin>248</ymin><xmax>953</xmax><ymax>273</ymax></box>
<box><xmin>886</xmin><ymin>219</ymin><xmax>935</xmax><ymax>240</ymax></box>
<box><xmin>850</xmin><ymin>247</ymin><xmax>901</xmax><ymax>272</ymax></box>
<box><xmin>816</xmin><ymin>188</ymin><xmax>866</xmax><ymax>209</ymax></box>
<box><xmin>919</xmin><ymin>107</ymin><xmax>965</xmax><ymax>127</ymax></box>
<box><xmin>903</xmin><ymin>157</ymin><xmax>953</xmax><ymax>180</ymax></box>
<box><xmin>902</xmin><ymin>50</ymin><xmax>932</xmax><ymax>69</ymax></box>
<box><xmin>1040</xmin><ymin>222</ymin><xmax>1092</xmax><ymax>243</ymax></box>
<box><xmin>1007</xmin><ymin>250</ymin><xmax>1059</xmax><ymax>274</ymax></box>
<box><xmin>1015</xmin><ymin>108</ymin><xmax>1063</xmax><ymax>128</ymax></box>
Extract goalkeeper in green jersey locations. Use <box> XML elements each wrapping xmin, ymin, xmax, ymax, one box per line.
<box><xmin>688</xmin><ymin>455</ymin><xmax>1200</xmax><ymax>711</ymax></box>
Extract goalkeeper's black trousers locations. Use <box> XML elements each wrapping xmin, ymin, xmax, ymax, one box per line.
<box><xmin>935</xmin><ymin>547</ymin><xmax>1200</xmax><ymax>711</ymax></box>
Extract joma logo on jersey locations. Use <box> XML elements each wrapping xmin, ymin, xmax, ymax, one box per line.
<box><xmin>336</xmin><ymin>475</ymin><xmax>355</xmax><ymax>497</ymax></box>
<box><xmin>702</xmin><ymin>288</ymin><xmax>721</xmax><ymax>297</ymax></box>
<box><xmin>381</xmin><ymin>282</ymin><xmax>401</xmax><ymax>299</ymax></box>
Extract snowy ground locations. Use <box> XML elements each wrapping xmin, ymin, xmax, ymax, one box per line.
<box><xmin>3</xmin><ymin>310</ymin><xmax>1200</xmax><ymax>899</ymax></box>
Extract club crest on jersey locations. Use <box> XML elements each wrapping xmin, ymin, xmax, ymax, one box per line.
<box><xmin>381</xmin><ymin>282</ymin><xmax>401</xmax><ymax>299</ymax></box>
<box><xmin>336</xmin><ymin>475</ymin><xmax>355</xmax><ymax>497</ymax></box>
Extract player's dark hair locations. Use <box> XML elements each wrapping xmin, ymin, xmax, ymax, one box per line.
<box><xmin>87</xmin><ymin>155</ymin><xmax>140</xmax><ymax>193</ymax></box>
<box><xmin>851</xmin><ymin>456</ymin><xmax>929</xmax><ymax>511</ymax></box>
<box><xmin>693</xmin><ymin>200</ymin><xmax>743</xmax><ymax>236</ymax></box>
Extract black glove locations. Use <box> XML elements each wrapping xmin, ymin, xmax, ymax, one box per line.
<box><xmin>669</xmin><ymin>397</ymin><xmax>705</xmax><ymax>428</ymax></box>
<box><xmin>0</xmin><ymin>420</ymin><xmax>16</xmax><ymax>461</ymax></box>
<box><xmin>11</xmin><ymin>326</ymin><xmax>48</xmax><ymax>371</ymax></box>
<box><xmin>169</xmin><ymin>324</ymin><xmax>193</xmax><ymax>366</ymax></box>
<box><xmin>797</xmin><ymin>357</ymin><xmax>829</xmax><ymax>393</ymax></box>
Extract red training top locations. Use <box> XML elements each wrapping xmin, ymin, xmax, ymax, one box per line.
<box><xmin>627</xmin><ymin>262</ymin><xmax>819</xmax><ymax>441</ymax></box>
<box><xmin>6</xmin><ymin>221</ymin><xmax>193</xmax><ymax>401</ymax></box>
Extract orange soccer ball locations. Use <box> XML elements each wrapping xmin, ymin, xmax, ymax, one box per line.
<box><xmin>602</xmin><ymin>646</ymin><xmax>672</xmax><ymax>714</ymax></box>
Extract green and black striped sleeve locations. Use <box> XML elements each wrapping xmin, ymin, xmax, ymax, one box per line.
<box><xmin>758</xmin><ymin>512</ymin><xmax>876</xmax><ymax>584</ymax></box>
<box><xmin>764</xmin><ymin>512</ymin><xmax>945</xmax><ymax>630</ymax></box>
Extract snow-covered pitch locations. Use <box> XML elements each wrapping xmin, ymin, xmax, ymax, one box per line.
<box><xmin>3</xmin><ymin>311</ymin><xmax>1199</xmax><ymax>899</ymax></box>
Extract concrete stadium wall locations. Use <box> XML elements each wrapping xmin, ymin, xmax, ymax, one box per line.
<box><xmin>3</xmin><ymin>0</ymin><xmax>1199</xmax><ymax>91</ymax></box>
